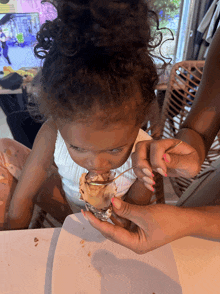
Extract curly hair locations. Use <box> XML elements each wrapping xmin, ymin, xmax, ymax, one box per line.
<box><xmin>29</xmin><ymin>0</ymin><xmax>166</xmax><ymax>126</ymax></box>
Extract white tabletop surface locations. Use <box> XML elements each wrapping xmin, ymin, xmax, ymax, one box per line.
<box><xmin>0</xmin><ymin>213</ymin><xmax>220</xmax><ymax>294</ymax></box>
<box><xmin>0</xmin><ymin>88</ymin><xmax>22</xmax><ymax>94</ymax></box>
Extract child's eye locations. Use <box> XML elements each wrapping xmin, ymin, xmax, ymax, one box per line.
<box><xmin>70</xmin><ymin>145</ymin><xmax>86</xmax><ymax>152</ymax></box>
<box><xmin>109</xmin><ymin>148</ymin><xmax>123</xmax><ymax>154</ymax></box>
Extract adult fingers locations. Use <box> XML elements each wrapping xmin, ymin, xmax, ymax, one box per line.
<box><xmin>132</xmin><ymin>140</ymin><xmax>152</xmax><ymax>169</ymax></box>
<box><xmin>132</xmin><ymin>138</ymin><xmax>199</xmax><ymax>189</ymax></box>
<box><xmin>149</xmin><ymin>139</ymin><xmax>181</xmax><ymax>175</ymax></box>
<box><xmin>83</xmin><ymin>210</ymin><xmax>141</xmax><ymax>253</ymax></box>
<box><xmin>110</xmin><ymin>213</ymin><xmax>138</xmax><ymax>232</ymax></box>
<box><xmin>149</xmin><ymin>139</ymin><xmax>200</xmax><ymax>177</ymax></box>
<box><xmin>131</xmin><ymin>140</ymin><xmax>155</xmax><ymax>184</ymax></box>
<box><xmin>166</xmin><ymin>153</ymin><xmax>201</xmax><ymax>178</ymax></box>
<box><xmin>84</xmin><ymin>199</ymin><xmax>145</xmax><ymax>230</ymax></box>
<box><xmin>110</xmin><ymin>197</ymin><xmax>149</xmax><ymax>231</ymax></box>
<box><xmin>110</xmin><ymin>211</ymin><xmax>132</xmax><ymax>229</ymax></box>
<box><xmin>132</xmin><ymin>139</ymin><xmax>186</xmax><ymax>179</ymax></box>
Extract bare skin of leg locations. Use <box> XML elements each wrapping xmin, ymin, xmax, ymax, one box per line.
<box><xmin>0</xmin><ymin>163</ymin><xmax>17</xmax><ymax>230</ymax></box>
<box><xmin>34</xmin><ymin>171</ymin><xmax>80</xmax><ymax>225</ymax></box>
<box><xmin>0</xmin><ymin>138</ymin><xmax>31</xmax><ymax>229</ymax></box>
<box><xmin>0</xmin><ymin>138</ymin><xmax>76</xmax><ymax>230</ymax></box>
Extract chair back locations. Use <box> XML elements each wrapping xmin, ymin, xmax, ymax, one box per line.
<box><xmin>160</xmin><ymin>60</ymin><xmax>220</xmax><ymax>196</ymax></box>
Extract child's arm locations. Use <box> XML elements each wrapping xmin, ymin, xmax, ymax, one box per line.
<box><xmin>124</xmin><ymin>179</ymin><xmax>153</xmax><ymax>206</ymax></box>
<box><xmin>6</xmin><ymin>118</ymin><xmax>57</xmax><ymax>230</ymax></box>
<box><xmin>110</xmin><ymin>179</ymin><xmax>152</xmax><ymax>229</ymax></box>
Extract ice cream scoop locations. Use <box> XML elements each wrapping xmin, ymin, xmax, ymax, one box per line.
<box><xmin>79</xmin><ymin>171</ymin><xmax>117</xmax><ymax>221</ymax></box>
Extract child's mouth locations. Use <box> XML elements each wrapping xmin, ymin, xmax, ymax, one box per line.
<box><xmin>91</xmin><ymin>170</ymin><xmax>110</xmax><ymax>174</ymax></box>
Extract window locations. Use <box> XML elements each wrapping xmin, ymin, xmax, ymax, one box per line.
<box><xmin>151</xmin><ymin>0</ymin><xmax>182</xmax><ymax>65</ymax></box>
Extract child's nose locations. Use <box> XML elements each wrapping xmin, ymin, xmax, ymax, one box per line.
<box><xmin>88</xmin><ymin>154</ymin><xmax>110</xmax><ymax>171</ymax></box>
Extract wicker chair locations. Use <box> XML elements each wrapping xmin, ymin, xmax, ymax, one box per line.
<box><xmin>160</xmin><ymin>60</ymin><xmax>220</xmax><ymax>198</ymax></box>
<box><xmin>29</xmin><ymin>198</ymin><xmax>74</xmax><ymax>229</ymax></box>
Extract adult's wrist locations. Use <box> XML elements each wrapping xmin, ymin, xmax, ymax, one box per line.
<box><xmin>182</xmin><ymin>206</ymin><xmax>220</xmax><ymax>240</ymax></box>
<box><xmin>179</xmin><ymin>206</ymin><xmax>204</xmax><ymax>237</ymax></box>
<box><xmin>165</xmin><ymin>205</ymin><xmax>200</xmax><ymax>239</ymax></box>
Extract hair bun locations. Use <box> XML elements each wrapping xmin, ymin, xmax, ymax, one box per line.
<box><xmin>35</xmin><ymin>0</ymin><xmax>166</xmax><ymax>68</ymax></box>
<box><xmin>51</xmin><ymin>0</ymin><xmax>152</xmax><ymax>56</ymax></box>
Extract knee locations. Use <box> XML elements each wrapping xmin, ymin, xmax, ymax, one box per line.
<box><xmin>0</xmin><ymin>138</ymin><xmax>15</xmax><ymax>152</ymax></box>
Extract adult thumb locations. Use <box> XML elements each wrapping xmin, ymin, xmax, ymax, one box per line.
<box><xmin>163</xmin><ymin>152</ymin><xmax>199</xmax><ymax>178</ymax></box>
<box><xmin>111</xmin><ymin>197</ymin><xmax>140</xmax><ymax>224</ymax></box>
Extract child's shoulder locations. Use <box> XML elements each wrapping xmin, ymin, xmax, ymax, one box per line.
<box><xmin>28</xmin><ymin>118</ymin><xmax>58</xmax><ymax>170</ymax></box>
<box><xmin>32</xmin><ymin>118</ymin><xmax>57</xmax><ymax>146</ymax></box>
<box><xmin>42</xmin><ymin>117</ymin><xmax>57</xmax><ymax>135</ymax></box>
<box><xmin>36</xmin><ymin>117</ymin><xmax>58</xmax><ymax>145</ymax></box>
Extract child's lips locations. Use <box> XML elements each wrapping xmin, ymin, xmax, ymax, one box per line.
<box><xmin>91</xmin><ymin>170</ymin><xmax>110</xmax><ymax>174</ymax></box>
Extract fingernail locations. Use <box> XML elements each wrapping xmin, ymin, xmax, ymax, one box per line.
<box><xmin>143</xmin><ymin>177</ymin><xmax>155</xmax><ymax>185</ymax></box>
<box><xmin>81</xmin><ymin>209</ymin><xmax>88</xmax><ymax>220</ymax></box>
<box><xmin>163</xmin><ymin>154</ymin><xmax>170</xmax><ymax>163</ymax></box>
<box><xmin>156</xmin><ymin>168</ymin><xmax>167</xmax><ymax>177</ymax></box>
<box><xmin>142</xmin><ymin>168</ymin><xmax>153</xmax><ymax>177</ymax></box>
<box><xmin>111</xmin><ymin>197</ymin><xmax>121</xmax><ymax>209</ymax></box>
<box><xmin>144</xmin><ymin>183</ymin><xmax>154</xmax><ymax>192</ymax></box>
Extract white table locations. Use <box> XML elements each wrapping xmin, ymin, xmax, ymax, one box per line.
<box><xmin>0</xmin><ymin>213</ymin><xmax>220</xmax><ymax>294</ymax></box>
<box><xmin>0</xmin><ymin>88</ymin><xmax>22</xmax><ymax>95</ymax></box>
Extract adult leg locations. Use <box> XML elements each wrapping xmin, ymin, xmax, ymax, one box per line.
<box><xmin>176</xmin><ymin>158</ymin><xmax>220</xmax><ymax>207</ymax></box>
<box><xmin>0</xmin><ymin>138</ymin><xmax>31</xmax><ymax>229</ymax></box>
<box><xmin>0</xmin><ymin>138</ymin><xmax>74</xmax><ymax>230</ymax></box>
<box><xmin>3</xmin><ymin>45</ymin><xmax>11</xmax><ymax>65</ymax></box>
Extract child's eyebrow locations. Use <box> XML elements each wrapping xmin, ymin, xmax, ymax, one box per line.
<box><xmin>69</xmin><ymin>143</ymin><xmax>127</xmax><ymax>151</ymax></box>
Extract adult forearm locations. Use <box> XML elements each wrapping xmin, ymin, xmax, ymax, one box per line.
<box><xmin>183</xmin><ymin>205</ymin><xmax>220</xmax><ymax>241</ymax></box>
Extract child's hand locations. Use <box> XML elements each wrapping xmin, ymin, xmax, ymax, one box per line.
<box><xmin>6</xmin><ymin>197</ymin><xmax>35</xmax><ymax>230</ymax></box>
<box><xmin>83</xmin><ymin>198</ymin><xmax>194</xmax><ymax>254</ymax></box>
<box><xmin>132</xmin><ymin>139</ymin><xmax>201</xmax><ymax>190</ymax></box>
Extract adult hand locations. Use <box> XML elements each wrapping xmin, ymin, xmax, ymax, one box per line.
<box><xmin>83</xmin><ymin>197</ymin><xmax>193</xmax><ymax>254</ymax></box>
<box><xmin>132</xmin><ymin>138</ymin><xmax>201</xmax><ymax>191</ymax></box>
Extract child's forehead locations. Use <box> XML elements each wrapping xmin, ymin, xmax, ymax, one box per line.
<box><xmin>58</xmin><ymin>103</ymin><xmax>140</xmax><ymax>127</ymax></box>
<box><xmin>59</xmin><ymin>118</ymin><xmax>136</xmax><ymax>133</ymax></box>
<box><xmin>58</xmin><ymin>119</ymin><xmax>140</xmax><ymax>150</ymax></box>
<box><xmin>55</xmin><ymin>89</ymin><xmax>144</xmax><ymax>136</ymax></box>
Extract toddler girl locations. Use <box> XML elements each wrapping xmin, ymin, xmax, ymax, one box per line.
<box><xmin>1</xmin><ymin>0</ymin><xmax>163</xmax><ymax>230</ymax></box>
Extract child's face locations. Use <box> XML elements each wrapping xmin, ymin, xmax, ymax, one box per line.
<box><xmin>58</xmin><ymin>119</ymin><xmax>140</xmax><ymax>173</ymax></box>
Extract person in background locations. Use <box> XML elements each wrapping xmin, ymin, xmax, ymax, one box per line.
<box><xmin>84</xmin><ymin>27</ymin><xmax>220</xmax><ymax>254</ymax></box>
<box><xmin>0</xmin><ymin>27</ymin><xmax>11</xmax><ymax>65</ymax></box>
